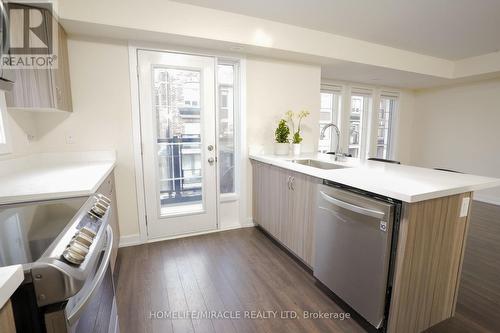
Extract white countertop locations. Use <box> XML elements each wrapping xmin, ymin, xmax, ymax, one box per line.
<box><xmin>0</xmin><ymin>265</ymin><xmax>23</xmax><ymax>308</ymax></box>
<box><xmin>0</xmin><ymin>151</ymin><xmax>116</xmax><ymax>205</ymax></box>
<box><xmin>250</xmin><ymin>153</ymin><xmax>500</xmax><ymax>203</ymax></box>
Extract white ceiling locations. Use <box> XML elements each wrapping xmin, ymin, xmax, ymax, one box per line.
<box><xmin>172</xmin><ymin>0</ymin><xmax>500</xmax><ymax>60</ymax></box>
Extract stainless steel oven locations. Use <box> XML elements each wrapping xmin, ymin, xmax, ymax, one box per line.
<box><xmin>0</xmin><ymin>194</ymin><xmax>119</xmax><ymax>333</ymax></box>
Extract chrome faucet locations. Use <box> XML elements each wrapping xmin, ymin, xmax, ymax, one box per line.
<box><xmin>320</xmin><ymin>123</ymin><xmax>344</xmax><ymax>160</ymax></box>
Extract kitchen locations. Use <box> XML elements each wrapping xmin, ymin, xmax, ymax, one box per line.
<box><xmin>1</xmin><ymin>1</ymin><xmax>500</xmax><ymax>332</ymax></box>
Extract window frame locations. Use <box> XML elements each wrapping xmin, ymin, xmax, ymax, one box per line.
<box><xmin>318</xmin><ymin>82</ymin><xmax>400</xmax><ymax>161</ymax></box>
<box><xmin>349</xmin><ymin>89</ymin><xmax>372</xmax><ymax>159</ymax></box>
<box><xmin>376</xmin><ymin>94</ymin><xmax>399</xmax><ymax>160</ymax></box>
<box><xmin>319</xmin><ymin>84</ymin><xmax>342</xmax><ymax>153</ymax></box>
<box><xmin>216</xmin><ymin>58</ymin><xmax>241</xmax><ymax>202</ymax></box>
<box><xmin>0</xmin><ymin>92</ymin><xmax>12</xmax><ymax>155</ymax></box>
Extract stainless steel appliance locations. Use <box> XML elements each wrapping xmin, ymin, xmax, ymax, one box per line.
<box><xmin>314</xmin><ymin>182</ymin><xmax>398</xmax><ymax>329</ymax></box>
<box><xmin>0</xmin><ymin>194</ymin><xmax>119</xmax><ymax>333</ymax></box>
<box><xmin>0</xmin><ymin>0</ymin><xmax>14</xmax><ymax>91</ymax></box>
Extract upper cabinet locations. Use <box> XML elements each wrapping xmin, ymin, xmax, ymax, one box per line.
<box><xmin>5</xmin><ymin>5</ymin><xmax>72</xmax><ymax>112</ymax></box>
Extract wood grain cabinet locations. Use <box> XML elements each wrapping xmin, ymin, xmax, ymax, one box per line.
<box><xmin>5</xmin><ymin>7</ymin><xmax>72</xmax><ymax>112</ymax></box>
<box><xmin>252</xmin><ymin>161</ymin><xmax>320</xmax><ymax>266</ymax></box>
<box><xmin>0</xmin><ymin>300</ymin><xmax>16</xmax><ymax>333</ymax></box>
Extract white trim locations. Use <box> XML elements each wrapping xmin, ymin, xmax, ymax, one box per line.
<box><xmin>128</xmin><ymin>42</ymin><xmax>247</xmax><ymax>242</ymax></box>
<box><xmin>238</xmin><ymin>58</ymin><xmax>248</xmax><ymax>234</ymax></box>
<box><xmin>128</xmin><ymin>44</ymin><xmax>149</xmax><ymax>243</ymax></box>
<box><xmin>119</xmin><ymin>234</ymin><xmax>142</xmax><ymax>248</ymax></box>
<box><xmin>142</xmin><ymin>221</ymin><xmax>255</xmax><ymax>245</ymax></box>
<box><xmin>320</xmin><ymin>80</ymin><xmax>402</xmax><ymax>161</ymax></box>
<box><xmin>473</xmin><ymin>193</ymin><xmax>500</xmax><ymax>206</ymax></box>
<box><xmin>119</xmin><ymin>219</ymin><xmax>255</xmax><ymax>248</ymax></box>
<box><xmin>220</xmin><ymin>193</ymin><xmax>239</xmax><ymax>202</ymax></box>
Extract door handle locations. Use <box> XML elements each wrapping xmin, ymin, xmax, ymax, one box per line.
<box><xmin>290</xmin><ymin>177</ymin><xmax>295</xmax><ymax>191</ymax></box>
<box><xmin>208</xmin><ymin>157</ymin><xmax>215</xmax><ymax>165</ymax></box>
<box><xmin>287</xmin><ymin>176</ymin><xmax>291</xmax><ymax>190</ymax></box>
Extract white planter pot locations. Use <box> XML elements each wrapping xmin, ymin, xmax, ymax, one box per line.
<box><xmin>292</xmin><ymin>143</ymin><xmax>301</xmax><ymax>156</ymax></box>
<box><xmin>274</xmin><ymin>142</ymin><xmax>290</xmax><ymax>155</ymax></box>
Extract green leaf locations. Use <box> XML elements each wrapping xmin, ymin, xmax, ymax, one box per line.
<box><xmin>275</xmin><ymin>119</ymin><xmax>290</xmax><ymax>143</ymax></box>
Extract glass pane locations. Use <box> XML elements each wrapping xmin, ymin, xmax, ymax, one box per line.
<box><xmin>377</xmin><ymin>97</ymin><xmax>395</xmax><ymax>159</ymax></box>
<box><xmin>218</xmin><ymin>64</ymin><xmax>235</xmax><ymax>194</ymax></box>
<box><xmin>153</xmin><ymin>67</ymin><xmax>203</xmax><ymax>215</ymax></box>
<box><xmin>349</xmin><ymin>95</ymin><xmax>365</xmax><ymax>158</ymax></box>
<box><xmin>318</xmin><ymin>92</ymin><xmax>341</xmax><ymax>153</ymax></box>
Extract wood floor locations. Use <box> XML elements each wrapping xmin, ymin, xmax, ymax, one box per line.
<box><xmin>115</xmin><ymin>200</ymin><xmax>500</xmax><ymax>333</ymax></box>
<box><xmin>455</xmin><ymin>201</ymin><xmax>500</xmax><ymax>331</ymax></box>
<box><xmin>115</xmin><ymin>227</ymin><xmax>365</xmax><ymax>333</ymax></box>
<box><xmin>426</xmin><ymin>200</ymin><xmax>500</xmax><ymax>333</ymax></box>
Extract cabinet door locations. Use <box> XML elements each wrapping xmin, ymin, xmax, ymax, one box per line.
<box><xmin>252</xmin><ymin>162</ymin><xmax>287</xmax><ymax>240</ymax></box>
<box><xmin>289</xmin><ymin>171</ymin><xmax>320</xmax><ymax>266</ymax></box>
<box><xmin>275</xmin><ymin>166</ymin><xmax>290</xmax><ymax>243</ymax></box>
<box><xmin>5</xmin><ymin>10</ymin><xmax>72</xmax><ymax>112</ymax></box>
<box><xmin>251</xmin><ymin>162</ymin><xmax>262</xmax><ymax>227</ymax></box>
<box><xmin>263</xmin><ymin>164</ymin><xmax>283</xmax><ymax>238</ymax></box>
<box><xmin>301</xmin><ymin>175</ymin><xmax>321</xmax><ymax>266</ymax></box>
<box><xmin>53</xmin><ymin>24</ymin><xmax>73</xmax><ymax>111</ymax></box>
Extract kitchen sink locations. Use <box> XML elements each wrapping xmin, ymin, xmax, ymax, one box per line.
<box><xmin>288</xmin><ymin>159</ymin><xmax>346</xmax><ymax>170</ymax></box>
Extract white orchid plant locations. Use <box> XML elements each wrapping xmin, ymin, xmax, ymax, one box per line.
<box><xmin>285</xmin><ymin>109</ymin><xmax>310</xmax><ymax>144</ymax></box>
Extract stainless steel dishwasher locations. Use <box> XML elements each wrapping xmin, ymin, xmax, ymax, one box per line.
<box><xmin>314</xmin><ymin>183</ymin><xmax>396</xmax><ymax>329</ymax></box>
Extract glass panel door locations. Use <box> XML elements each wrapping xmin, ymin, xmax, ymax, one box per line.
<box><xmin>138</xmin><ymin>50</ymin><xmax>217</xmax><ymax>239</ymax></box>
<box><xmin>153</xmin><ymin>68</ymin><xmax>203</xmax><ymax>215</ymax></box>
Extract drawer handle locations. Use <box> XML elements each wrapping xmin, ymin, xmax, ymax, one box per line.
<box><xmin>319</xmin><ymin>191</ymin><xmax>385</xmax><ymax>219</ymax></box>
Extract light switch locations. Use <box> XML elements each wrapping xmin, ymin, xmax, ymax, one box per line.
<box><xmin>459</xmin><ymin>197</ymin><xmax>470</xmax><ymax>217</ymax></box>
<box><xmin>65</xmin><ymin>133</ymin><xmax>75</xmax><ymax>144</ymax></box>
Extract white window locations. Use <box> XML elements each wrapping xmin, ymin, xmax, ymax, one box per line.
<box><xmin>0</xmin><ymin>93</ymin><xmax>11</xmax><ymax>155</ymax></box>
<box><xmin>376</xmin><ymin>95</ymin><xmax>398</xmax><ymax>159</ymax></box>
<box><xmin>318</xmin><ymin>85</ymin><xmax>342</xmax><ymax>152</ymax></box>
<box><xmin>217</xmin><ymin>61</ymin><xmax>239</xmax><ymax>195</ymax></box>
<box><xmin>349</xmin><ymin>90</ymin><xmax>371</xmax><ymax>158</ymax></box>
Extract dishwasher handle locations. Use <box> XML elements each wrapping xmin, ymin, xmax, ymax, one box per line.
<box><xmin>319</xmin><ymin>191</ymin><xmax>386</xmax><ymax>219</ymax></box>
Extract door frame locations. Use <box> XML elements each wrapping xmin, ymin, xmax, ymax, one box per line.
<box><xmin>128</xmin><ymin>42</ymin><xmax>247</xmax><ymax>244</ymax></box>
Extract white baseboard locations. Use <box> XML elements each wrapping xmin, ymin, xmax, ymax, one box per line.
<box><xmin>473</xmin><ymin>194</ymin><xmax>500</xmax><ymax>206</ymax></box>
<box><xmin>119</xmin><ymin>234</ymin><xmax>142</xmax><ymax>248</ymax></box>
<box><xmin>219</xmin><ymin>219</ymin><xmax>255</xmax><ymax>231</ymax></box>
<box><xmin>120</xmin><ymin>219</ymin><xmax>256</xmax><ymax>247</ymax></box>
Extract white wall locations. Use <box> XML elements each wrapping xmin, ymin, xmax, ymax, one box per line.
<box><xmin>2</xmin><ymin>36</ymin><xmax>323</xmax><ymax>238</ymax></box>
<box><xmin>411</xmin><ymin>78</ymin><xmax>500</xmax><ymax>203</ymax></box>
<box><xmin>245</xmin><ymin>57</ymin><xmax>321</xmax><ymax>221</ymax></box>
<box><xmin>31</xmin><ymin>37</ymin><xmax>141</xmax><ymax>237</ymax></box>
<box><xmin>246</xmin><ymin>57</ymin><xmax>321</xmax><ymax>154</ymax></box>
<box><xmin>394</xmin><ymin>90</ymin><xmax>415</xmax><ymax>164</ymax></box>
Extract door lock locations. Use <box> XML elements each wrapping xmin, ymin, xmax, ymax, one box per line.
<box><xmin>207</xmin><ymin>145</ymin><xmax>214</xmax><ymax>151</ymax></box>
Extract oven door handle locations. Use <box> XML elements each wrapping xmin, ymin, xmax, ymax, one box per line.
<box><xmin>66</xmin><ymin>225</ymin><xmax>113</xmax><ymax>326</ymax></box>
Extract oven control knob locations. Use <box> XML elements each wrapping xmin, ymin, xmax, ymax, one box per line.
<box><xmin>74</xmin><ymin>232</ymin><xmax>93</xmax><ymax>247</ymax></box>
<box><xmin>63</xmin><ymin>248</ymin><xmax>86</xmax><ymax>265</ymax></box>
<box><xmin>68</xmin><ymin>240</ymin><xmax>89</xmax><ymax>256</ymax></box>
<box><xmin>89</xmin><ymin>205</ymin><xmax>106</xmax><ymax>219</ymax></box>
<box><xmin>80</xmin><ymin>226</ymin><xmax>97</xmax><ymax>239</ymax></box>
<box><xmin>96</xmin><ymin>193</ymin><xmax>111</xmax><ymax>205</ymax></box>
